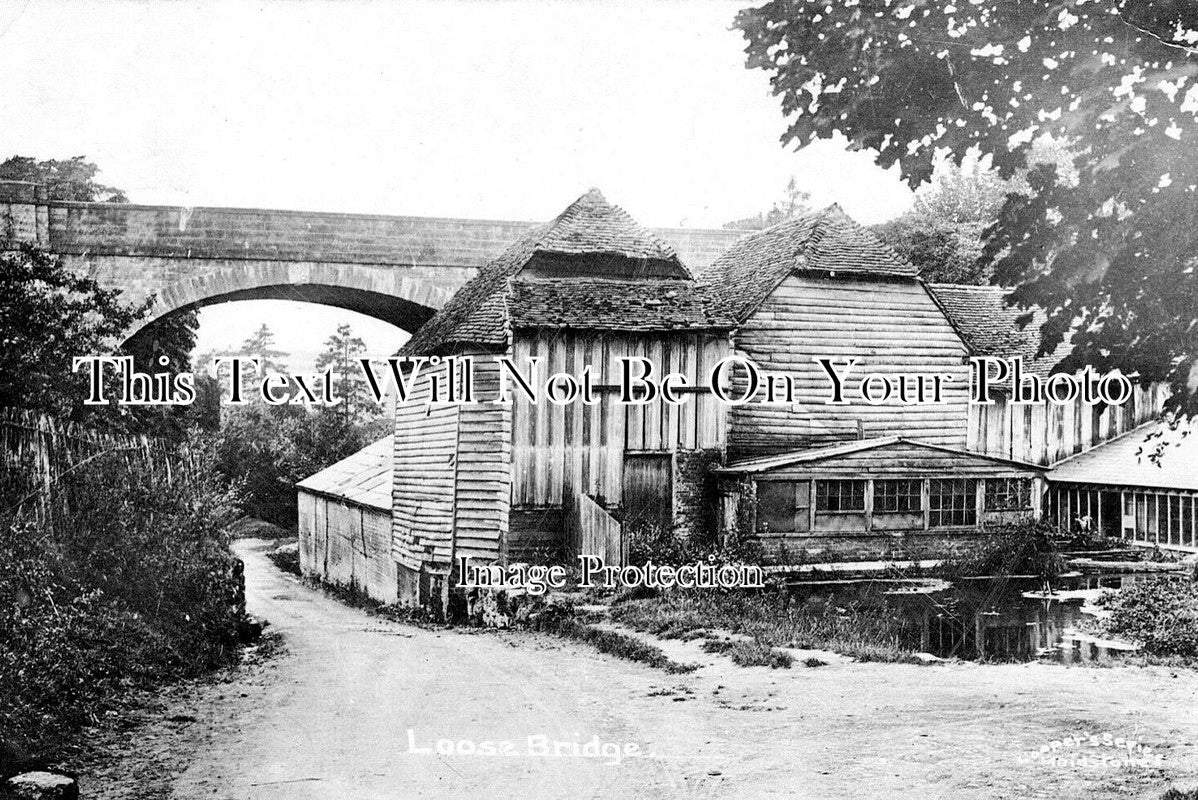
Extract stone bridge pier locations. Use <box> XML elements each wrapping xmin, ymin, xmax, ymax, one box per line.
<box><xmin>0</xmin><ymin>180</ymin><xmax>744</xmax><ymax>340</ymax></box>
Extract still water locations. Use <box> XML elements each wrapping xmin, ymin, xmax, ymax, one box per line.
<box><xmin>785</xmin><ymin>571</ymin><xmax>1183</xmax><ymax>662</ymax></box>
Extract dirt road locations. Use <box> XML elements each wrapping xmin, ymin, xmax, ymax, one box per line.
<box><xmin>113</xmin><ymin>539</ymin><xmax>1198</xmax><ymax>799</ymax></box>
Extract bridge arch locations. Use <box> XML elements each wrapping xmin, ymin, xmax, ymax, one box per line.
<box><xmin>124</xmin><ymin>260</ymin><xmax>471</xmax><ymax>341</ymax></box>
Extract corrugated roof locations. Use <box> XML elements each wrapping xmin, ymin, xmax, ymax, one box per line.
<box><xmin>697</xmin><ymin>205</ymin><xmax>917</xmax><ymax>323</ymax></box>
<box><xmin>403</xmin><ymin>188</ymin><xmax>725</xmax><ymax>354</ymax></box>
<box><xmin>296</xmin><ymin>436</ymin><xmax>393</xmax><ymax>511</ymax></box>
<box><xmin>1048</xmin><ymin>421</ymin><xmax>1198</xmax><ymax>491</ymax></box>
<box><xmin>929</xmin><ymin>283</ymin><xmax>1072</xmax><ymax>378</ymax></box>
<box><xmin>509</xmin><ymin>277</ymin><xmax>734</xmax><ymax>332</ymax></box>
<box><xmin>714</xmin><ymin>437</ymin><xmax>1044</xmax><ymax>474</ymax></box>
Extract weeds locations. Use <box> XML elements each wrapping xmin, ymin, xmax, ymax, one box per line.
<box><xmin>611</xmin><ymin>590</ymin><xmax>921</xmax><ymax>664</ymax></box>
<box><xmin>1098</xmin><ymin>578</ymin><xmax>1198</xmax><ymax>657</ymax></box>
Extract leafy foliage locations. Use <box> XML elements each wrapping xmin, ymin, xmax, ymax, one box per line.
<box><xmin>315</xmin><ymin>323</ymin><xmax>377</xmax><ymax>427</ymax></box>
<box><xmin>213</xmin><ymin>404</ymin><xmax>371</xmax><ymax>528</ymax></box>
<box><xmin>0</xmin><ymin>246</ymin><xmax>146</xmax><ymax>418</ymax></box>
<box><xmin>0</xmin><ymin>438</ymin><xmax>245</xmax><ymax>761</ymax></box>
<box><xmin>872</xmin><ymin>154</ymin><xmax>1014</xmax><ymax>283</ymax></box>
<box><xmin>1099</xmin><ymin>577</ymin><xmax>1198</xmax><ymax>657</ymax></box>
<box><xmin>0</xmin><ymin>155</ymin><xmax>127</xmax><ymax>203</ymax></box>
<box><xmin>736</xmin><ymin>1</ymin><xmax>1198</xmax><ymax>412</ymax></box>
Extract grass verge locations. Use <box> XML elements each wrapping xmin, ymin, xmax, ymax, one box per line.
<box><xmin>611</xmin><ymin>590</ymin><xmax>923</xmax><ymax>664</ymax></box>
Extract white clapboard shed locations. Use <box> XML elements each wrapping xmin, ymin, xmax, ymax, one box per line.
<box><xmin>297</xmin><ymin>436</ymin><xmax>397</xmax><ymax>604</ymax></box>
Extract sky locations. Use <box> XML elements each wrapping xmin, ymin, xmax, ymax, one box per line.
<box><xmin>0</xmin><ymin>0</ymin><xmax>915</xmax><ymax>363</ymax></box>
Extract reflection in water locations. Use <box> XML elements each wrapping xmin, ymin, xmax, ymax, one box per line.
<box><xmin>785</xmin><ymin>572</ymin><xmax>1180</xmax><ymax>662</ymax></box>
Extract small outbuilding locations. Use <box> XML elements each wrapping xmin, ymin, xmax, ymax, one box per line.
<box><xmin>297</xmin><ymin>436</ymin><xmax>397</xmax><ymax>604</ymax></box>
<box><xmin>715</xmin><ymin>437</ymin><xmax>1047</xmax><ymax>563</ymax></box>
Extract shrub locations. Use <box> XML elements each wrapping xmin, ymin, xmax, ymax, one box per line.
<box><xmin>945</xmin><ymin>520</ymin><xmax>1066</xmax><ymax>580</ymax></box>
<box><xmin>1099</xmin><ymin>578</ymin><xmax>1198</xmax><ymax>657</ymax></box>
<box><xmin>0</xmin><ymin>435</ymin><xmax>245</xmax><ymax>763</ymax></box>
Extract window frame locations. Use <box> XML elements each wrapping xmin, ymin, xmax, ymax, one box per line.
<box><xmin>815</xmin><ymin>479</ymin><xmax>867</xmax><ymax>514</ymax></box>
<box><xmin>874</xmin><ymin>478</ymin><xmax>924</xmax><ymax>515</ymax></box>
<box><xmin>929</xmin><ymin>478</ymin><xmax>978</xmax><ymax>528</ymax></box>
<box><xmin>984</xmin><ymin>477</ymin><xmax>1033</xmax><ymax>512</ymax></box>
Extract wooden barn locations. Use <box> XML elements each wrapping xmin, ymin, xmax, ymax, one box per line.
<box><xmin>715</xmin><ymin>437</ymin><xmax>1046</xmax><ymax>563</ymax></box>
<box><xmin>696</xmin><ymin>205</ymin><xmax>974</xmax><ymax>460</ymax></box>
<box><xmin>390</xmin><ymin>189</ymin><xmax>734</xmax><ymax>609</ymax></box>
<box><xmin>930</xmin><ymin>283</ymin><xmax>1167</xmax><ymax>465</ymax></box>
<box><xmin>296</xmin><ymin>437</ymin><xmax>397</xmax><ymax>604</ymax></box>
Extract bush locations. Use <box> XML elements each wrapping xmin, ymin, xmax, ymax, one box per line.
<box><xmin>1099</xmin><ymin>578</ymin><xmax>1198</xmax><ymax>657</ymax></box>
<box><xmin>945</xmin><ymin>520</ymin><xmax>1066</xmax><ymax>580</ymax></box>
<box><xmin>0</xmin><ymin>436</ymin><xmax>245</xmax><ymax>763</ymax></box>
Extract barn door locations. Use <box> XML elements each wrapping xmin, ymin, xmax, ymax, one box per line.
<box><xmin>622</xmin><ymin>454</ymin><xmax>673</xmax><ymax>534</ymax></box>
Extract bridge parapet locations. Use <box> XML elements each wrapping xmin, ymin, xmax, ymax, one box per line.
<box><xmin>1</xmin><ymin>179</ymin><xmax>747</xmax><ymax>336</ymax></box>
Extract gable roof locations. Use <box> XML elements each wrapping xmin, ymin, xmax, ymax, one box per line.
<box><xmin>714</xmin><ymin>436</ymin><xmax>1045</xmax><ymax>475</ymax></box>
<box><xmin>697</xmin><ymin>204</ymin><xmax>917</xmax><ymax>323</ymax></box>
<box><xmin>1048</xmin><ymin>420</ymin><xmax>1198</xmax><ymax>491</ymax></box>
<box><xmin>296</xmin><ymin>436</ymin><xmax>393</xmax><ymax>511</ymax></box>
<box><xmin>929</xmin><ymin>283</ymin><xmax>1073</xmax><ymax>378</ymax></box>
<box><xmin>403</xmin><ymin>189</ymin><xmax>727</xmax><ymax>354</ymax></box>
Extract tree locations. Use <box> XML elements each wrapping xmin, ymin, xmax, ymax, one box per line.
<box><xmin>0</xmin><ymin>156</ymin><xmax>128</xmax><ymax>203</ymax></box>
<box><xmin>873</xmin><ymin>153</ymin><xmax>1014</xmax><ymax>283</ymax></box>
<box><xmin>314</xmin><ymin>323</ymin><xmax>373</xmax><ymax>426</ymax></box>
<box><xmin>724</xmin><ymin>176</ymin><xmax>813</xmax><ymax>230</ymax></box>
<box><xmin>735</xmin><ymin>1</ymin><xmax>1198</xmax><ymax>413</ymax></box>
<box><xmin>0</xmin><ymin>246</ymin><xmax>146</xmax><ymax>420</ymax></box>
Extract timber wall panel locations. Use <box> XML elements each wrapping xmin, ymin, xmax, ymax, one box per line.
<box><xmin>729</xmin><ymin>276</ymin><xmax>971</xmax><ymax>459</ymax></box>
<box><xmin>392</xmin><ymin>359</ymin><xmax>460</xmax><ymax>571</ymax></box>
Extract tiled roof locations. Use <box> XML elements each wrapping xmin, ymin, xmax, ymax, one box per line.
<box><xmin>1048</xmin><ymin>421</ymin><xmax>1198</xmax><ymax>491</ymax></box>
<box><xmin>296</xmin><ymin>437</ymin><xmax>393</xmax><ymax>511</ymax></box>
<box><xmin>697</xmin><ymin>204</ymin><xmax>917</xmax><ymax>322</ymax></box>
<box><xmin>509</xmin><ymin>278</ymin><xmax>735</xmax><ymax>332</ymax></box>
<box><xmin>929</xmin><ymin>283</ymin><xmax>1072</xmax><ymax>378</ymax></box>
<box><xmin>403</xmin><ymin>189</ymin><xmax>721</xmax><ymax>354</ymax></box>
<box><xmin>532</xmin><ymin>188</ymin><xmax>685</xmax><ymax>268</ymax></box>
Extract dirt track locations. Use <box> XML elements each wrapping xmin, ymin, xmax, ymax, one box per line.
<box><xmin>84</xmin><ymin>539</ymin><xmax>1198</xmax><ymax>799</ymax></box>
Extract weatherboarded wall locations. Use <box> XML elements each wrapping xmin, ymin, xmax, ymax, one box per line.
<box><xmin>728</xmin><ymin>276</ymin><xmax>971</xmax><ymax>459</ymax></box>
<box><xmin>509</xmin><ymin>330</ymin><xmax>728</xmax><ymax>508</ymax></box>
<box><xmin>298</xmin><ymin>491</ymin><xmax>397</xmax><ymax>605</ymax></box>
<box><xmin>968</xmin><ymin>381</ymin><xmax>1167</xmax><ymax>466</ymax></box>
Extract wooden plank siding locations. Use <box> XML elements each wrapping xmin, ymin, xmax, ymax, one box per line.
<box><xmin>392</xmin><ymin>358</ymin><xmax>460</xmax><ymax>572</ymax></box>
<box><xmin>729</xmin><ymin>276</ymin><xmax>971</xmax><ymax>458</ymax></box>
<box><xmin>739</xmin><ymin>441</ymin><xmax>1037</xmax><ymax>481</ymax></box>
<box><xmin>968</xmin><ymin>381</ymin><xmax>1168</xmax><ymax>466</ymax></box>
<box><xmin>452</xmin><ymin>357</ymin><xmax>512</xmax><ymax>563</ymax></box>
<box><xmin>510</xmin><ymin>330</ymin><xmax>728</xmax><ymax>508</ymax></box>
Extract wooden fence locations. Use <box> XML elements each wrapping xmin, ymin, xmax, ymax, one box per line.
<box><xmin>566</xmin><ymin>490</ymin><xmax>624</xmax><ymax>567</ymax></box>
<box><xmin>0</xmin><ymin>408</ymin><xmax>182</xmax><ymax>520</ymax></box>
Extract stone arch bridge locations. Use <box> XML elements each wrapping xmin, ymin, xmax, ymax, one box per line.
<box><xmin>0</xmin><ymin>180</ymin><xmax>743</xmax><ymax>341</ymax></box>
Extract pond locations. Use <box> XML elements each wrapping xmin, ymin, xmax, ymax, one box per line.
<box><xmin>783</xmin><ymin>569</ymin><xmax>1189</xmax><ymax>662</ymax></box>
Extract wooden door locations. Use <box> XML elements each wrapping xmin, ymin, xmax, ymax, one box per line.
<box><xmin>622</xmin><ymin>454</ymin><xmax>673</xmax><ymax>534</ymax></box>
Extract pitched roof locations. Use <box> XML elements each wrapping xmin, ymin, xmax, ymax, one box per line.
<box><xmin>296</xmin><ymin>437</ymin><xmax>393</xmax><ymax>511</ymax></box>
<box><xmin>509</xmin><ymin>278</ymin><xmax>733</xmax><ymax>332</ymax></box>
<box><xmin>1048</xmin><ymin>420</ymin><xmax>1198</xmax><ymax>491</ymax></box>
<box><xmin>714</xmin><ymin>437</ymin><xmax>1044</xmax><ymax>474</ymax></box>
<box><xmin>697</xmin><ymin>204</ymin><xmax>917</xmax><ymax>322</ymax></box>
<box><xmin>403</xmin><ymin>189</ymin><xmax>723</xmax><ymax>354</ymax></box>
<box><xmin>531</xmin><ymin>187</ymin><xmax>684</xmax><ymax>266</ymax></box>
<box><xmin>929</xmin><ymin>283</ymin><xmax>1073</xmax><ymax>378</ymax></box>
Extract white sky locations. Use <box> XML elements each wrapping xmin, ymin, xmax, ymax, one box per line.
<box><xmin>0</xmin><ymin>0</ymin><xmax>914</xmax><ymax>363</ymax></box>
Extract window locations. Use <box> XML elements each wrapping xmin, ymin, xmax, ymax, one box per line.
<box><xmin>984</xmin><ymin>478</ymin><xmax>1033</xmax><ymax>512</ymax></box>
<box><xmin>815</xmin><ymin>480</ymin><xmax>866</xmax><ymax>513</ymax></box>
<box><xmin>875</xmin><ymin>479</ymin><xmax>923</xmax><ymax>514</ymax></box>
<box><xmin>756</xmin><ymin>481</ymin><xmax>797</xmax><ymax>533</ymax></box>
<box><xmin>929</xmin><ymin>478</ymin><xmax>977</xmax><ymax>527</ymax></box>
